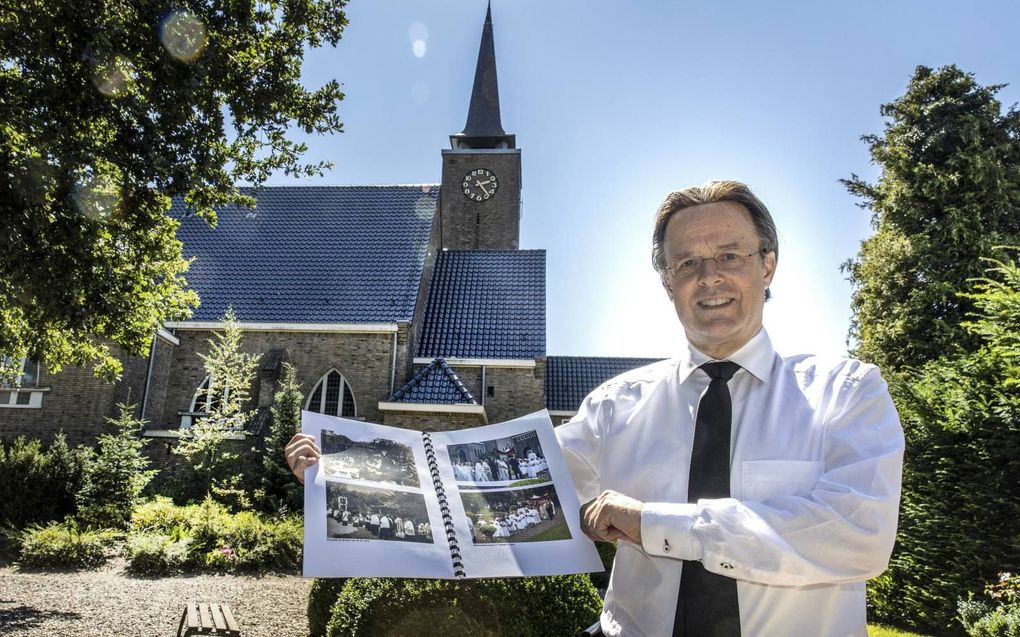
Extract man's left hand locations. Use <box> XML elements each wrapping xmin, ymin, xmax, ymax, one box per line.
<box><xmin>580</xmin><ymin>490</ymin><xmax>644</xmax><ymax>544</ymax></box>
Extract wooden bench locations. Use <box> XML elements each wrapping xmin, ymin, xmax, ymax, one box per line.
<box><xmin>176</xmin><ymin>602</ymin><xmax>240</xmax><ymax>637</ymax></box>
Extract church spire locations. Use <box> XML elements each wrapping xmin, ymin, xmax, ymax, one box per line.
<box><xmin>451</xmin><ymin>2</ymin><xmax>516</xmax><ymax>149</ymax></box>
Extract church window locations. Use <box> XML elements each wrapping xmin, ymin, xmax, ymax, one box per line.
<box><xmin>0</xmin><ymin>357</ymin><xmax>45</xmax><ymax>409</ymax></box>
<box><xmin>306</xmin><ymin>370</ymin><xmax>357</xmax><ymax>418</ymax></box>
<box><xmin>190</xmin><ymin>376</ymin><xmax>224</xmax><ymax>414</ymax></box>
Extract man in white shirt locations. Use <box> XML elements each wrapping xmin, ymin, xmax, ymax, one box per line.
<box><xmin>557</xmin><ymin>180</ymin><xmax>904</xmax><ymax>636</ymax></box>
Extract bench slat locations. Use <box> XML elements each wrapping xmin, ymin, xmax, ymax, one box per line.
<box><xmin>221</xmin><ymin>604</ymin><xmax>240</xmax><ymax>632</ymax></box>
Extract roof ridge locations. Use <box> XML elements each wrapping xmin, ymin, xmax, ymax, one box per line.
<box><xmin>389</xmin><ymin>358</ymin><xmax>478</xmax><ymax>404</ymax></box>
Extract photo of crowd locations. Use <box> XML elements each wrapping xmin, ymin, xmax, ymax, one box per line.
<box><xmin>326</xmin><ymin>482</ymin><xmax>433</xmax><ymax>543</ymax></box>
<box><xmin>446</xmin><ymin>430</ymin><xmax>550</xmax><ymax>485</ymax></box>
<box><xmin>320</xmin><ymin>428</ymin><xmax>419</xmax><ymax>487</ymax></box>
<box><xmin>459</xmin><ymin>484</ymin><xmax>570</xmax><ymax>544</ymax></box>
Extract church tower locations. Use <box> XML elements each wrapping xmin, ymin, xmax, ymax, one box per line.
<box><xmin>439</xmin><ymin>3</ymin><xmax>521</xmax><ymax>250</ymax></box>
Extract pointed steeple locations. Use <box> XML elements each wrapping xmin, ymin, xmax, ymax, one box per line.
<box><xmin>451</xmin><ymin>2</ymin><xmax>516</xmax><ymax>149</ymax></box>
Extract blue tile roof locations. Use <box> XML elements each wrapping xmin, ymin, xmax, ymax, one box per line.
<box><xmin>545</xmin><ymin>356</ymin><xmax>664</xmax><ymax>412</ymax></box>
<box><xmin>417</xmin><ymin>250</ymin><xmax>545</xmax><ymax>359</ymax></box>
<box><xmin>389</xmin><ymin>358</ymin><xmax>477</xmax><ymax>404</ymax></box>
<box><xmin>172</xmin><ymin>185</ymin><xmax>439</xmax><ymax>323</ymax></box>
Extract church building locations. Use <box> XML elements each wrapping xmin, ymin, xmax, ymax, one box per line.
<box><xmin>0</xmin><ymin>6</ymin><xmax>662</xmax><ymax>451</ymax></box>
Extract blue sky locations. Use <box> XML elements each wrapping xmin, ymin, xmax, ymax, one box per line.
<box><xmin>264</xmin><ymin>0</ymin><xmax>1020</xmax><ymax>359</ymax></box>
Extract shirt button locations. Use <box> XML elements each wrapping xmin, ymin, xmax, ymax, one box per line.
<box><xmin>720</xmin><ymin>562</ymin><xmax>734</xmax><ymax>570</ymax></box>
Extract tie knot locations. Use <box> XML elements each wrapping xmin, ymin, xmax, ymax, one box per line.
<box><xmin>701</xmin><ymin>361</ymin><xmax>741</xmax><ymax>381</ymax></box>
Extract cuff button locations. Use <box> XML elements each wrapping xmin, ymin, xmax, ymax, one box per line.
<box><xmin>720</xmin><ymin>562</ymin><xmax>734</xmax><ymax>570</ymax></box>
<box><xmin>663</xmin><ymin>539</ymin><xmax>671</xmax><ymax>553</ymax></box>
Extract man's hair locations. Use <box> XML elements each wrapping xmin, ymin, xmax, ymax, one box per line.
<box><xmin>651</xmin><ymin>180</ymin><xmax>778</xmax><ymax>300</ymax></box>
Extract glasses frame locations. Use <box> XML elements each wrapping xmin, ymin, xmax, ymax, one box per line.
<box><xmin>663</xmin><ymin>248</ymin><xmax>769</xmax><ymax>281</ymax></box>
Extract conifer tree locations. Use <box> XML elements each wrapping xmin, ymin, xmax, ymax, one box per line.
<box><xmin>259</xmin><ymin>362</ymin><xmax>304</xmax><ymax>513</ymax></box>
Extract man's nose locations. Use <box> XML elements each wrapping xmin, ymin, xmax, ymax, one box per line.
<box><xmin>697</xmin><ymin>258</ymin><xmax>724</xmax><ymax>284</ymax></box>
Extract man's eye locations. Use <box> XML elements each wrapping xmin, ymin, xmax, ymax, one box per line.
<box><xmin>677</xmin><ymin>258</ymin><xmax>699</xmax><ymax>270</ymax></box>
<box><xmin>719</xmin><ymin>253</ymin><xmax>740</xmax><ymax>263</ymax></box>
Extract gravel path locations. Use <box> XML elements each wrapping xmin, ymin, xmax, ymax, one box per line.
<box><xmin>0</xmin><ymin>558</ymin><xmax>312</xmax><ymax>636</ymax></box>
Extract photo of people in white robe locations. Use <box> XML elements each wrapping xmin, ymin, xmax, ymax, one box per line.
<box><xmin>320</xmin><ymin>429</ymin><xmax>419</xmax><ymax>487</ymax></box>
<box><xmin>459</xmin><ymin>484</ymin><xmax>569</xmax><ymax>544</ymax></box>
<box><xmin>326</xmin><ymin>482</ymin><xmax>434</xmax><ymax>543</ymax></box>
<box><xmin>446</xmin><ymin>430</ymin><xmax>550</xmax><ymax>486</ymax></box>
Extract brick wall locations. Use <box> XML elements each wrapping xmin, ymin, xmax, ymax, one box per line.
<box><xmin>152</xmin><ymin>328</ymin><xmax>406</xmax><ymax>430</ymax></box>
<box><xmin>381</xmin><ymin>410</ymin><xmax>485</xmax><ymax>432</ymax></box>
<box><xmin>439</xmin><ymin>150</ymin><xmax>522</xmax><ymax>250</ymax></box>
<box><xmin>0</xmin><ymin>346</ymin><xmax>140</xmax><ymax>447</ymax></box>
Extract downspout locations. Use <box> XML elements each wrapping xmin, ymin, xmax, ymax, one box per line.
<box><xmin>480</xmin><ymin>365</ymin><xmax>486</xmax><ymax>406</ymax></box>
<box><xmin>389</xmin><ymin>331</ymin><xmax>398</xmax><ymax>397</ymax></box>
<box><xmin>140</xmin><ymin>333</ymin><xmax>157</xmax><ymax>423</ymax></box>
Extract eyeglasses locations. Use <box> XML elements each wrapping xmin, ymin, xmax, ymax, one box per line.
<box><xmin>664</xmin><ymin>249</ymin><xmax>767</xmax><ymax>280</ymax></box>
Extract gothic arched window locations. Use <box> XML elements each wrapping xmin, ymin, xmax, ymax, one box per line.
<box><xmin>305</xmin><ymin>370</ymin><xmax>357</xmax><ymax>418</ymax></box>
<box><xmin>190</xmin><ymin>376</ymin><xmax>223</xmax><ymax>414</ymax></box>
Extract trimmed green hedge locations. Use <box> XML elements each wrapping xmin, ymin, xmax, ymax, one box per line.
<box><xmin>308</xmin><ymin>578</ymin><xmax>348</xmax><ymax>637</ymax></box>
<box><xmin>324</xmin><ymin>575</ymin><xmax>601</xmax><ymax>637</ymax></box>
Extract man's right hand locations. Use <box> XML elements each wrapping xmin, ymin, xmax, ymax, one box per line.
<box><xmin>284</xmin><ymin>433</ymin><xmax>320</xmax><ymax>484</ymax></box>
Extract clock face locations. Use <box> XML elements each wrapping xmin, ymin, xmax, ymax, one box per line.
<box><xmin>462</xmin><ymin>168</ymin><xmax>499</xmax><ymax>201</ymax></box>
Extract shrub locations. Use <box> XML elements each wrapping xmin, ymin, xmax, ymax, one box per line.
<box><xmin>308</xmin><ymin>579</ymin><xmax>348</xmax><ymax>637</ymax></box>
<box><xmin>77</xmin><ymin>403</ymin><xmax>157</xmax><ymax>529</ymax></box>
<box><xmin>123</xmin><ymin>532</ymin><xmax>192</xmax><ymax>574</ymax></box>
<box><xmin>325</xmin><ymin>575</ymin><xmax>602</xmax><ymax>637</ymax></box>
<box><xmin>19</xmin><ymin>519</ymin><xmax>118</xmax><ymax>568</ymax></box>
<box><xmin>125</xmin><ymin>495</ymin><xmax>302</xmax><ymax>573</ymax></box>
<box><xmin>257</xmin><ymin>362</ymin><xmax>304</xmax><ymax>514</ymax></box>
<box><xmin>958</xmin><ymin>573</ymin><xmax>1020</xmax><ymax>637</ymax></box>
<box><xmin>0</xmin><ymin>434</ymin><xmax>89</xmax><ymax>530</ymax></box>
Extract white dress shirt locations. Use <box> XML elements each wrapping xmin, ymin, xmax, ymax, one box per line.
<box><xmin>556</xmin><ymin>329</ymin><xmax>904</xmax><ymax>637</ymax></box>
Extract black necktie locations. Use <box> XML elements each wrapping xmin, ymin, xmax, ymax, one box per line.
<box><xmin>674</xmin><ymin>361</ymin><xmax>742</xmax><ymax>637</ymax></box>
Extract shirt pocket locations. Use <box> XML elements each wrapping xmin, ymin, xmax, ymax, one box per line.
<box><xmin>741</xmin><ymin>459</ymin><xmax>824</xmax><ymax>502</ymax></box>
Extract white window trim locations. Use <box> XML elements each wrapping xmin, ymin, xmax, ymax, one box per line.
<box><xmin>0</xmin><ymin>387</ymin><xmax>50</xmax><ymax>409</ymax></box>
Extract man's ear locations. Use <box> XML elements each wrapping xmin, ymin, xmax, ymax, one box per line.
<box><xmin>762</xmin><ymin>250</ymin><xmax>777</xmax><ymax>288</ymax></box>
<box><xmin>661</xmin><ymin>273</ymin><xmax>675</xmax><ymax>302</ymax></box>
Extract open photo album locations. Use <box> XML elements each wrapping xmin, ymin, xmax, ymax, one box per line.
<box><xmin>301</xmin><ymin>409</ymin><xmax>604</xmax><ymax>579</ymax></box>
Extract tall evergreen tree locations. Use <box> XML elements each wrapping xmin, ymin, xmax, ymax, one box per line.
<box><xmin>842</xmin><ymin>65</ymin><xmax>1020</xmax><ymax>372</ymax></box>
<box><xmin>174</xmin><ymin>308</ymin><xmax>258</xmax><ymax>504</ymax></box>
<box><xmin>259</xmin><ymin>362</ymin><xmax>304</xmax><ymax>513</ymax></box>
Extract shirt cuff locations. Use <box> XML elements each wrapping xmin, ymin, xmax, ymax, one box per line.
<box><xmin>640</xmin><ymin>501</ymin><xmax>701</xmax><ymax>560</ymax></box>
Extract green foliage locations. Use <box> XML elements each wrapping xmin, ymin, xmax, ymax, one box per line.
<box><xmin>174</xmin><ymin>308</ymin><xmax>258</xmax><ymax>503</ymax></box>
<box><xmin>308</xmin><ymin>578</ymin><xmax>348</xmax><ymax>637</ymax></box>
<box><xmin>959</xmin><ymin>574</ymin><xmax>1020</xmax><ymax>637</ymax></box>
<box><xmin>842</xmin><ymin>65</ymin><xmax>1020</xmax><ymax>372</ymax></box>
<box><xmin>0</xmin><ymin>434</ymin><xmax>89</xmax><ymax>531</ymax></box>
<box><xmin>258</xmin><ymin>362</ymin><xmax>304</xmax><ymax>513</ymax></box>
<box><xmin>18</xmin><ymin>518</ymin><xmax>119</xmax><ymax>568</ymax></box>
<box><xmin>123</xmin><ymin>532</ymin><xmax>192</xmax><ymax>574</ymax></box>
<box><xmin>870</xmin><ymin>254</ymin><xmax>1020</xmax><ymax>633</ymax></box>
<box><xmin>0</xmin><ymin>0</ymin><xmax>348</xmax><ymax>382</ymax></box>
<box><xmin>324</xmin><ymin>576</ymin><xmax>602</xmax><ymax>637</ymax></box>
<box><xmin>77</xmin><ymin>403</ymin><xmax>158</xmax><ymax>529</ymax></box>
<box><xmin>125</xmin><ymin>495</ymin><xmax>302</xmax><ymax>574</ymax></box>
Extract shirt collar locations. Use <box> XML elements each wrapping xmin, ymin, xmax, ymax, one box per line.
<box><xmin>676</xmin><ymin>327</ymin><xmax>776</xmax><ymax>385</ymax></box>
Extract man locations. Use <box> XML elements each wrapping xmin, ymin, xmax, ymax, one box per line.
<box><xmin>556</xmin><ymin>181</ymin><xmax>904</xmax><ymax>636</ymax></box>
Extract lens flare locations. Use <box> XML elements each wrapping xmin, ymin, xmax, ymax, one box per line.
<box><xmin>74</xmin><ymin>172</ymin><xmax>121</xmax><ymax>220</ymax></box>
<box><xmin>94</xmin><ymin>55</ymin><xmax>136</xmax><ymax>98</ymax></box>
<box><xmin>160</xmin><ymin>10</ymin><xmax>208</xmax><ymax>62</ymax></box>
<box><xmin>409</xmin><ymin>22</ymin><xmax>428</xmax><ymax>58</ymax></box>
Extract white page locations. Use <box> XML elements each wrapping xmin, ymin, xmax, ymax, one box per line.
<box><xmin>302</xmin><ymin>411</ymin><xmax>455</xmax><ymax>578</ymax></box>
<box><xmin>430</xmin><ymin>410</ymin><xmax>605</xmax><ymax>578</ymax></box>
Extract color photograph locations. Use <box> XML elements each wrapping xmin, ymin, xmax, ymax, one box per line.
<box><xmin>459</xmin><ymin>483</ymin><xmax>569</xmax><ymax>544</ymax></box>
<box><xmin>447</xmin><ymin>429</ymin><xmax>549</xmax><ymax>485</ymax></box>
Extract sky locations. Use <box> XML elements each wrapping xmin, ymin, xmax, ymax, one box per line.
<box><xmin>262</xmin><ymin>0</ymin><xmax>1020</xmax><ymax>359</ymax></box>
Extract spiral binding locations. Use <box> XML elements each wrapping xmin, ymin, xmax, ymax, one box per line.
<box><xmin>422</xmin><ymin>432</ymin><xmax>466</xmax><ymax>578</ymax></box>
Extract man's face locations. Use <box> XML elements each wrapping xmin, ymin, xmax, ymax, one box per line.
<box><xmin>661</xmin><ymin>201</ymin><xmax>776</xmax><ymax>359</ymax></box>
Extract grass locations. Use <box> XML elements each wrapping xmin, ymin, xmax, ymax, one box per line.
<box><xmin>868</xmin><ymin>624</ymin><xmax>935</xmax><ymax>637</ymax></box>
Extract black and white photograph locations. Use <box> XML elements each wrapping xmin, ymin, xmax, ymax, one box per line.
<box><xmin>320</xmin><ymin>428</ymin><xmax>420</xmax><ymax>487</ymax></box>
<box><xmin>446</xmin><ymin>429</ymin><xmax>550</xmax><ymax>484</ymax></box>
<box><xmin>326</xmin><ymin>482</ymin><xmax>434</xmax><ymax>543</ymax></box>
<box><xmin>459</xmin><ymin>483</ymin><xmax>570</xmax><ymax>544</ymax></box>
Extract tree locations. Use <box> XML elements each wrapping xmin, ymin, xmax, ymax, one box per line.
<box><xmin>842</xmin><ymin>65</ymin><xmax>1020</xmax><ymax>372</ymax></box>
<box><xmin>0</xmin><ymin>1</ymin><xmax>348</xmax><ymax>383</ymax></box>
<box><xmin>174</xmin><ymin>308</ymin><xmax>258</xmax><ymax>504</ymax></box>
<box><xmin>258</xmin><ymin>361</ymin><xmax>303</xmax><ymax>513</ymax></box>
<box><xmin>869</xmin><ymin>253</ymin><xmax>1020</xmax><ymax>633</ymax></box>
<box><xmin>77</xmin><ymin>402</ymin><xmax>158</xmax><ymax>529</ymax></box>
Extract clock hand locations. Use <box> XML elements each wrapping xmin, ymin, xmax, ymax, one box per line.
<box><xmin>475</xmin><ymin>180</ymin><xmax>491</xmax><ymax>196</ymax></box>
